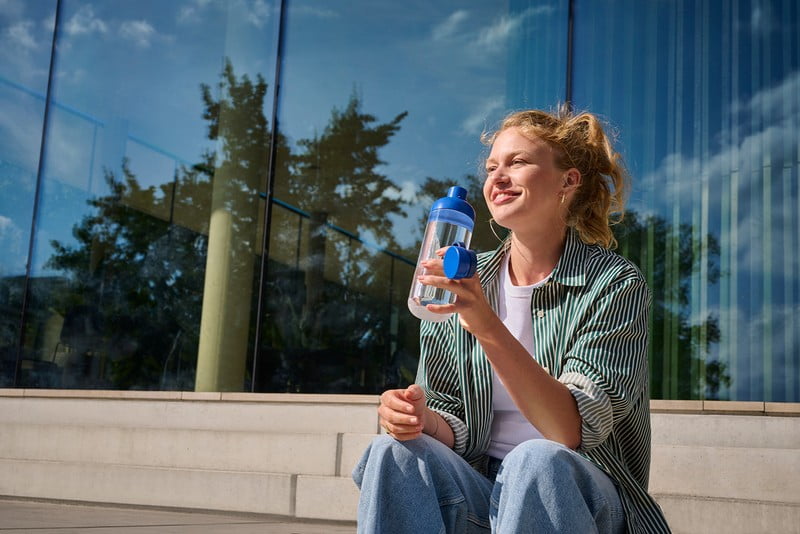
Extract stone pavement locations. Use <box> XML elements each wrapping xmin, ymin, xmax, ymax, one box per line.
<box><xmin>0</xmin><ymin>498</ymin><xmax>357</xmax><ymax>534</ymax></box>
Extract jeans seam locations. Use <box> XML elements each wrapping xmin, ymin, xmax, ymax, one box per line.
<box><xmin>466</xmin><ymin>514</ymin><xmax>491</xmax><ymax>529</ymax></box>
<box><xmin>438</xmin><ymin>495</ymin><xmax>465</xmax><ymax>507</ymax></box>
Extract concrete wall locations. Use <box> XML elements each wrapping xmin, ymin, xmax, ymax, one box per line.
<box><xmin>0</xmin><ymin>389</ymin><xmax>798</xmax><ymax>533</ymax></box>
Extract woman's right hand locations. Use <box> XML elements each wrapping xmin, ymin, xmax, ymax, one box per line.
<box><xmin>378</xmin><ymin>384</ymin><xmax>427</xmax><ymax>441</ymax></box>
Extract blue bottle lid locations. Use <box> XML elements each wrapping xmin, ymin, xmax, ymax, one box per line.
<box><xmin>444</xmin><ymin>243</ymin><xmax>477</xmax><ymax>280</ymax></box>
<box><xmin>430</xmin><ymin>186</ymin><xmax>476</xmax><ymax>221</ymax></box>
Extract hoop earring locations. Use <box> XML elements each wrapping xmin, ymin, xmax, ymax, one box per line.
<box><xmin>560</xmin><ymin>193</ymin><xmax>565</xmax><ymax>204</ymax></box>
<box><xmin>488</xmin><ymin>218</ymin><xmax>506</xmax><ymax>243</ymax></box>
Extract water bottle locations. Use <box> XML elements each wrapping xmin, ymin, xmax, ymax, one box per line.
<box><xmin>408</xmin><ymin>186</ymin><xmax>477</xmax><ymax>322</ymax></box>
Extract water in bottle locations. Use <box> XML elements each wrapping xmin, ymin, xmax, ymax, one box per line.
<box><xmin>407</xmin><ymin>186</ymin><xmax>476</xmax><ymax>322</ymax></box>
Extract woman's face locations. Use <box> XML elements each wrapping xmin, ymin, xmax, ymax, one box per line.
<box><xmin>483</xmin><ymin>127</ymin><xmax>567</xmax><ymax>234</ymax></box>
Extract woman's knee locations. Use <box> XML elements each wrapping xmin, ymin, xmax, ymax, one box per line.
<box><xmin>500</xmin><ymin>439</ymin><xmax>575</xmax><ymax>477</ymax></box>
<box><xmin>366</xmin><ymin>433</ymin><xmax>439</xmax><ymax>460</ymax></box>
<box><xmin>355</xmin><ymin>434</ymin><xmax>438</xmax><ymax>478</ymax></box>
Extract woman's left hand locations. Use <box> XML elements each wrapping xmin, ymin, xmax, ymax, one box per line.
<box><xmin>419</xmin><ymin>248</ymin><xmax>498</xmax><ymax>337</ymax></box>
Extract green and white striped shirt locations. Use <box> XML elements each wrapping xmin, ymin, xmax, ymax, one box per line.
<box><xmin>417</xmin><ymin>230</ymin><xmax>670</xmax><ymax>533</ymax></box>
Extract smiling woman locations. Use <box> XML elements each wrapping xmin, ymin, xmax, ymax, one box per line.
<box><xmin>354</xmin><ymin>107</ymin><xmax>670</xmax><ymax>533</ymax></box>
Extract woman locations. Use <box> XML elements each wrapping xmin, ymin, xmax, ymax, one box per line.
<box><xmin>353</xmin><ymin>108</ymin><xmax>670</xmax><ymax>533</ymax></box>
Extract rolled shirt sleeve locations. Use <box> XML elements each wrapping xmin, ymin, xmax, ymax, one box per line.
<box><xmin>416</xmin><ymin>318</ymin><xmax>471</xmax><ymax>456</ymax></box>
<box><xmin>559</xmin><ymin>272</ymin><xmax>652</xmax><ymax>451</ymax></box>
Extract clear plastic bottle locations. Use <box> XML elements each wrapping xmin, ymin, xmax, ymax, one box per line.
<box><xmin>407</xmin><ymin>186</ymin><xmax>476</xmax><ymax>322</ymax></box>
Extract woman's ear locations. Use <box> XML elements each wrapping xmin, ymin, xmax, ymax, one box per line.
<box><xmin>563</xmin><ymin>168</ymin><xmax>582</xmax><ymax>190</ymax></box>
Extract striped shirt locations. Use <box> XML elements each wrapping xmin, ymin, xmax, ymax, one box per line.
<box><xmin>416</xmin><ymin>229</ymin><xmax>671</xmax><ymax>533</ymax></box>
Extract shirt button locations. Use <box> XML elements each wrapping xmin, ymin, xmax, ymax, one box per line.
<box><xmin>537</xmin><ymin>310</ymin><xmax>545</xmax><ymax>318</ymax></box>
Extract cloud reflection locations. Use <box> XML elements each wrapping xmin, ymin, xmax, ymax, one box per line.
<box><xmin>64</xmin><ymin>5</ymin><xmax>108</xmax><ymax>36</ymax></box>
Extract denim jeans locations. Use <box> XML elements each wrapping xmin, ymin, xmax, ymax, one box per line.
<box><xmin>352</xmin><ymin>434</ymin><xmax>625</xmax><ymax>534</ymax></box>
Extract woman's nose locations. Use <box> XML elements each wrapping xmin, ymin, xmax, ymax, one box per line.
<box><xmin>489</xmin><ymin>168</ymin><xmax>510</xmax><ymax>185</ymax></box>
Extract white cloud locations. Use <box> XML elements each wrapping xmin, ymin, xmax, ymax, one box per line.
<box><xmin>64</xmin><ymin>5</ymin><xmax>108</xmax><ymax>37</ymax></box>
<box><xmin>120</xmin><ymin>20</ymin><xmax>155</xmax><ymax>48</ymax></box>
<box><xmin>461</xmin><ymin>97</ymin><xmax>504</xmax><ymax>136</ymax></box>
<box><xmin>178</xmin><ymin>4</ymin><xmax>200</xmax><ymax>24</ymax></box>
<box><xmin>0</xmin><ymin>0</ymin><xmax>25</xmax><ymax>19</ymax></box>
<box><xmin>6</xmin><ymin>20</ymin><xmax>37</xmax><ymax>49</ymax></box>
<box><xmin>178</xmin><ymin>0</ymin><xmax>278</xmax><ymax>26</ymax></box>
<box><xmin>246</xmin><ymin>0</ymin><xmax>272</xmax><ymax>28</ymax></box>
<box><xmin>292</xmin><ymin>4</ymin><xmax>339</xmax><ymax>18</ymax></box>
<box><xmin>0</xmin><ymin>215</ymin><xmax>15</xmax><ymax>234</ymax></box>
<box><xmin>0</xmin><ymin>215</ymin><xmax>24</xmax><ymax>275</ymax></box>
<box><xmin>382</xmin><ymin>179</ymin><xmax>417</xmax><ymax>203</ymax></box>
<box><xmin>477</xmin><ymin>6</ymin><xmax>554</xmax><ymax>50</ymax></box>
<box><xmin>431</xmin><ymin>10</ymin><xmax>468</xmax><ymax>42</ymax></box>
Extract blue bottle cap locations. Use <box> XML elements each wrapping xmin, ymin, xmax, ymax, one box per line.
<box><xmin>444</xmin><ymin>244</ymin><xmax>477</xmax><ymax>280</ymax></box>
<box><xmin>430</xmin><ymin>186</ymin><xmax>476</xmax><ymax>221</ymax></box>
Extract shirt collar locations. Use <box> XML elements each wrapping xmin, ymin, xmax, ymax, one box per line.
<box><xmin>478</xmin><ymin>228</ymin><xmax>589</xmax><ymax>288</ymax></box>
<box><xmin>551</xmin><ymin>229</ymin><xmax>588</xmax><ymax>287</ymax></box>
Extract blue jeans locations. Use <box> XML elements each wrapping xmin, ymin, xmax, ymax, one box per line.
<box><xmin>352</xmin><ymin>434</ymin><xmax>625</xmax><ymax>533</ymax></box>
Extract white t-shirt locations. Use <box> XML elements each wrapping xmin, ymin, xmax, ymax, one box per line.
<box><xmin>487</xmin><ymin>253</ymin><xmax>549</xmax><ymax>459</ymax></box>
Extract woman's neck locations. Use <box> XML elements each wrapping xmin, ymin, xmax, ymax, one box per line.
<box><xmin>507</xmin><ymin>228</ymin><xmax>566</xmax><ymax>286</ymax></box>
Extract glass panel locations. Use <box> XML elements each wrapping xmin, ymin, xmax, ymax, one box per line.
<box><xmin>0</xmin><ymin>0</ymin><xmax>57</xmax><ymax>387</ymax></box>
<box><xmin>22</xmin><ymin>0</ymin><xmax>278</xmax><ymax>390</ymax></box>
<box><xmin>573</xmin><ymin>0</ymin><xmax>800</xmax><ymax>401</ymax></box>
<box><xmin>258</xmin><ymin>0</ymin><xmax>567</xmax><ymax>392</ymax></box>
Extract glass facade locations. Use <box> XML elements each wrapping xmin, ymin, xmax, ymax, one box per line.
<box><xmin>0</xmin><ymin>0</ymin><xmax>797</xmax><ymax>401</ymax></box>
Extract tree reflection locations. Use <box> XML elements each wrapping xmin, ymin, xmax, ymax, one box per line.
<box><xmin>615</xmin><ymin>212</ymin><xmax>730</xmax><ymax>400</ymax></box>
<box><xmin>46</xmin><ymin>163</ymin><xmax>205</xmax><ymax>389</ymax></box>
<box><xmin>44</xmin><ymin>60</ymin><xmax>414</xmax><ymax>392</ymax></box>
<box><xmin>261</xmin><ymin>94</ymin><xmax>410</xmax><ymax>392</ymax></box>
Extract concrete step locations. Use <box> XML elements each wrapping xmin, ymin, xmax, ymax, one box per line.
<box><xmin>0</xmin><ymin>394</ymin><xmax>379</xmax><ymax>435</ymax></box>
<box><xmin>296</xmin><ymin>475</ymin><xmax>361</xmax><ymax>521</ymax></box>
<box><xmin>651</xmin><ymin>413</ymin><xmax>800</xmax><ymax>449</ymax></box>
<box><xmin>0</xmin><ymin>457</ymin><xmax>362</xmax><ymax>522</ymax></box>
<box><xmin>340</xmin><ymin>433</ymin><xmax>376</xmax><ymax>477</ymax></box>
<box><xmin>0</xmin><ymin>458</ymin><xmax>295</xmax><ymax>516</ymax></box>
<box><xmin>1</xmin><ymin>423</ymin><xmax>340</xmax><ymax>475</ymax></box>
<box><xmin>1</xmin><ymin>423</ymin><xmax>376</xmax><ymax>478</ymax></box>
<box><xmin>654</xmin><ymin>494</ymin><xmax>800</xmax><ymax>534</ymax></box>
<box><xmin>650</xmin><ymin>444</ymin><xmax>800</xmax><ymax>504</ymax></box>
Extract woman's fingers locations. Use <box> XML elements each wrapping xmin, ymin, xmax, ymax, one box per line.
<box><xmin>378</xmin><ymin>390</ymin><xmax>424</xmax><ymax>439</ymax></box>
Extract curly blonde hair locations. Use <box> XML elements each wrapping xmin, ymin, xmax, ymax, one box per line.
<box><xmin>482</xmin><ymin>107</ymin><xmax>628</xmax><ymax>249</ymax></box>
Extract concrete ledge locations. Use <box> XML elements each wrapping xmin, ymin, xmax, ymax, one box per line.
<box><xmin>654</xmin><ymin>494</ymin><xmax>800</xmax><ymax>534</ymax></box>
<box><xmin>766</xmin><ymin>402</ymin><xmax>800</xmax><ymax>416</ymax></box>
<box><xmin>339</xmin><ymin>434</ymin><xmax>375</xmax><ymax>478</ymax></box>
<box><xmin>702</xmin><ymin>400</ymin><xmax>765</xmax><ymax>414</ymax></box>
<box><xmin>0</xmin><ymin>424</ymin><xmax>340</xmax><ymax>475</ymax></box>
<box><xmin>0</xmin><ymin>396</ymin><xmax>380</xmax><ymax>434</ymax></box>
<box><xmin>0</xmin><ymin>458</ymin><xmax>294</xmax><ymax>516</ymax></box>
<box><xmin>295</xmin><ymin>476</ymin><xmax>360</xmax><ymax>521</ymax></box>
<box><xmin>0</xmin><ymin>389</ymin><xmax>380</xmax><ymax>405</ymax></box>
<box><xmin>650</xmin><ymin>400</ymin><xmax>704</xmax><ymax>413</ymax></box>
<box><xmin>651</xmin><ymin>413</ymin><xmax>800</xmax><ymax>449</ymax></box>
<box><xmin>650</xmin><ymin>399</ymin><xmax>800</xmax><ymax>416</ymax></box>
<box><xmin>650</xmin><ymin>445</ymin><xmax>800</xmax><ymax>503</ymax></box>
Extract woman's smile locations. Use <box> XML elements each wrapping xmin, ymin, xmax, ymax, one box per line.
<box><xmin>491</xmin><ymin>189</ymin><xmax>521</xmax><ymax>205</ymax></box>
